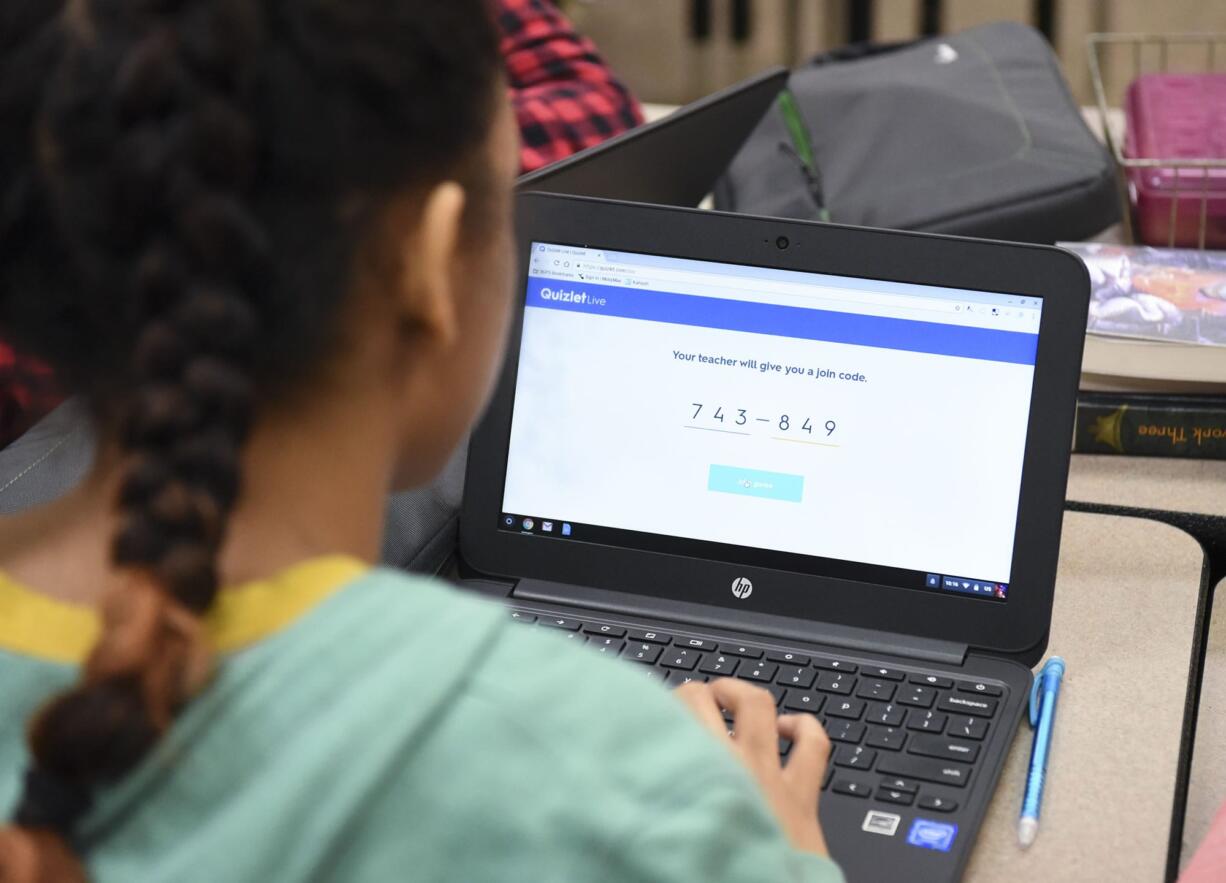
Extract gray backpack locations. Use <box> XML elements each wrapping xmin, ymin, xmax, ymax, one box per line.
<box><xmin>714</xmin><ymin>21</ymin><xmax>1119</xmax><ymax>244</ymax></box>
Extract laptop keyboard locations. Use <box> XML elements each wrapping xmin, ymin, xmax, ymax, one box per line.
<box><xmin>510</xmin><ymin>608</ymin><xmax>1006</xmax><ymax>814</ymax></box>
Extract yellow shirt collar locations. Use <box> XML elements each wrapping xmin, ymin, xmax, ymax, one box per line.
<box><xmin>0</xmin><ymin>556</ymin><xmax>369</xmax><ymax>665</ymax></box>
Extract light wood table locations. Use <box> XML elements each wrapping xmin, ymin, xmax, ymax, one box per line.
<box><xmin>1067</xmin><ymin>455</ymin><xmax>1226</xmax><ymax>875</ymax></box>
<box><xmin>1184</xmin><ymin>579</ymin><xmax>1226</xmax><ymax>871</ymax></box>
<box><xmin>965</xmin><ymin>512</ymin><xmax>1205</xmax><ymax>882</ymax></box>
<box><xmin>1067</xmin><ymin>454</ymin><xmax>1226</xmax><ymax>517</ymax></box>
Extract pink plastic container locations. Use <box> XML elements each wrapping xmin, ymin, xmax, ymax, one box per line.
<box><xmin>1124</xmin><ymin>73</ymin><xmax>1226</xmax><ymax>248</ymax></box>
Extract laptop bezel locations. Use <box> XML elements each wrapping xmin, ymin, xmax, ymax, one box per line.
<box><xmin>515</xmin><ymin>67</ymin><xmax>788</xmax><ymax>207</ymax></box>
<box><xmin>461</xmin><ymin>193</ymin><xmax>1089</xmax><ymax>661</ymax></box>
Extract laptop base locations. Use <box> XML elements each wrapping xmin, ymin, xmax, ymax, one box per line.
<box><xmin>461</xmin><ymin>576</ymin><xmax>1029</xmax><ymax>883</ymax></box>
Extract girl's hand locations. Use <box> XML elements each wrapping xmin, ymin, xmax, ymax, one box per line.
<box><xmin>675</xmin><ymin>678</ymin><xmax>832</xmax><ymax>857</ymax></box>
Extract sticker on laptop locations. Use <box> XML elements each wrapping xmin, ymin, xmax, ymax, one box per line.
<box><xmin>861</xmin><ymin>810</ymin><xmax>901</xmax><ymax>837</ymax></box>
<box><xmin>906</xmin><ymin>818</ymin><xmax>959</xmax><ymax>852</ymax></box>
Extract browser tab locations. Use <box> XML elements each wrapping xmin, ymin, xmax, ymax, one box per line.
<box><xmin>527</xmin><ymin>241</ymin><xmax>1041</xmax><ymax>334</ymax></box>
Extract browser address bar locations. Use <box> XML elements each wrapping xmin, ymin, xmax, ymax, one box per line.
<box><xmin>574</xmin><ymin>261</ymin><xmax>960</xmax><ymax>315</ymax></box>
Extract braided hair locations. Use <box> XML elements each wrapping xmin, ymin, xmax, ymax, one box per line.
<box><xmin>0</xmin><ymin>1</ymin><xmax>501</xmax><ymax>880</ymax></box>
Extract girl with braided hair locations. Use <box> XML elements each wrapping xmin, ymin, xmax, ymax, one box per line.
<box><xmin>0</xmin><ymin>2</ymin><xmax>841</xmax><ymax>881</ymax></box>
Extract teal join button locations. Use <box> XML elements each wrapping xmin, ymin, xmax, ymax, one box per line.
<box><xmin>708</xmin><ymin>464</ymin><xmax>804</xmax><ymax>503</ymax></box>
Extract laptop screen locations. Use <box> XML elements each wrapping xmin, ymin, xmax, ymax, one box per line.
<box><xmin>497</xmin><ymin>241</ymin><xmax>1044</xmax><ymax>603</ymax></box>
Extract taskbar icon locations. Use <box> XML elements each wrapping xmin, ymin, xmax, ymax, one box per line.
<box><xmin>931</xmin><ymin>574</ymin><xmax>1007</xmax><ymax>600</ymax></box>
<box><xmin>501</xmin><ymin>514</ymin><xmax>575</xmax><ymax>539</ymax></box>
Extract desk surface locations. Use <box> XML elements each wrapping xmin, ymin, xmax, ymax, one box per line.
<box><xmin>1185</xmin><ymin>579</ymin><xmax>1226</xmax><ymax>870</ymax></box>
<box><xmin>964</xmin><ymin>512</ymin><xmax>1204</xmax><ymax>881</ymax></box>
<box><xmin>1068</xmin><ymin>454</ymin><xmax>1226</xmax><ymax>518</ymax></box>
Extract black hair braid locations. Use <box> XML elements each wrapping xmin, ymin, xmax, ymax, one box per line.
<box><xmin>0</xmin><ymin>0</ymin><xmax>502</xmax><ymax>879</ymax></box>
<box><xmin>50</xmin><ymin>0</ymin><xmax>264</xmax><ymax>728</ymax></box>
<box><xmin>5</xmin><ymin>1</ymin><xmax>268</xmax><ymax>876</ymax></box>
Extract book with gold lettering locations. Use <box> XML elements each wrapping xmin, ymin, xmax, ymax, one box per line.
<box><xmin>1073</xmin><ymin>392</ymin><xmax>1226</xmax><ymax>459</ymax></box>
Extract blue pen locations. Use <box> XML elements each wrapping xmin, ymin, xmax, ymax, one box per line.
<box><xmin>1019</xmin><ymin>656</ymin><xmax>1066</xmax><ymax>848</ymax></box>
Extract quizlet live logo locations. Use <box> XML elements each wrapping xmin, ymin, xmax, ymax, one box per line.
<box><xmin>539</xmin><ymin>286</ymin><xmax>606</xmax><ymax>307</ymax></box>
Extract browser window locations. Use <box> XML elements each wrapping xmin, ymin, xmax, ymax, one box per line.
<box><xmin>499</xmin><ymin>242</ymin><xmax>1043</xmax><ymax>601</ymax></box>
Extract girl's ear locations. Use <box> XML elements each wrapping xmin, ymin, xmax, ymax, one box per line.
<box><xmin>397</xmin><ymin>180</ymin><xmax>467</xmax><ymax>347</ymax></box>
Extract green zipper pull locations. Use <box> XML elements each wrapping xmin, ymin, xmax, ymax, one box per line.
<box><xmin>775</xmin><ymin>89</ymin><xmax>830</xmax><ymax>223</ymax></box>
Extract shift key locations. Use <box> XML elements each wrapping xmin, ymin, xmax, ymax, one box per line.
<box><xmin>877</xmin><ymin>754</ymin><xmax>972</xmax><ymax>788</ymax></box>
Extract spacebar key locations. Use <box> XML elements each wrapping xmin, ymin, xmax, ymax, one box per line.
<box><xmin>877</xmin><ymin>754</ymin><xmax>972</xmax><ymax>789</ymax></box>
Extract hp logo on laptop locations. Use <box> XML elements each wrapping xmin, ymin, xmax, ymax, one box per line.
<box><xmin>731</xmin><ymin>577</ymin><xmax>754</xmax><ymax>600</ymax></box>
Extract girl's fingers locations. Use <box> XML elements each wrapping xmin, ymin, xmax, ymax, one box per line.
<box><xmin>674</xmin><ymin>681</ymin><xmax>732</xmax><ymax>740</ymax></box>
<box><xmin>710</xmin><ymin>678</ymin><xmax>783</xmax><ymax>761</ymax></box>
<box><xmin>778</xmin><ymin>714</ymin><xmax>831</xmax><ymax>797</ymax></box>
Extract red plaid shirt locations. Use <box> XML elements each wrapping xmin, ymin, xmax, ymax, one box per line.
<box><xmin>0</xmin><ymin>0</ymin><xmax>642</xmax><ymax>447</ymax></box>
<box><xmin>499</xmin><ymin>0</ymin><xmax>643</xmax><ymax>172</ymax></box>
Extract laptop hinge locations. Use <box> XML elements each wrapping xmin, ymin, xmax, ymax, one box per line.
<box><xmin>512</xmin><ymin>579</ymin><xmax>968</xmax><ymax>667</ymax></box>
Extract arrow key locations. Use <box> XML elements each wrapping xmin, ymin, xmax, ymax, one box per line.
<box><xmin>875</xmin><ymin>787</ymin><xmax>914</xmax><ymax>806</ymax></box>
<box><xmin>831</xmin><ymin>779</ymin><xmax>871</xmax><ymax>798</ymax></box>
<box><xmin>917</xmin><ymin>794</ymin><xmax>958</xmax><ymax>813</ymax></box>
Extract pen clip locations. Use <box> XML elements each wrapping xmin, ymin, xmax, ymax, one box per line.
<box><xmin>1028</xmin><ymin>667</ymin><xmax>1045</xmax><ymax>728</ymax></box>
<box><xmin>1028</xmin><ymin>657</ymin><xmax>1066</xmax><ymax>727</ymax></box>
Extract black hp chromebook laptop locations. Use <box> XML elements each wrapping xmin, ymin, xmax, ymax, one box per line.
<box><xmin>516</xmin><ymin>67</ymin><xmax>788</xmax><ymax>207</ymax></box>
<box><xmin>459</xmin><ymin>194</ymin><xmax>1088</xmax><ymax>882</ymax></box>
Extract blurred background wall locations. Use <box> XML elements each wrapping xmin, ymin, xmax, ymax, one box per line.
<box><xmin>563</xmin><ymin>1</ymin><xmax>1226</xmax><ymax>107</ymax></box>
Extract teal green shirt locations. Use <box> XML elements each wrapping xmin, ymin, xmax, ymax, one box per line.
<box><xmin>0</xmin><ymin>559</ymin><xmax>843</xmax><ymax>881</ymax></box>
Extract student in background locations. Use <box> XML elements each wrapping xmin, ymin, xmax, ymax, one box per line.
<box><xmin>0</xmin><ymin>2</ymin><xmax>839</xmax><ymax>882</ymax></box>
<box><xmin>499</xmin><ymin>0</ymin><xmax>644</xmax><ymax>172</ymax></box>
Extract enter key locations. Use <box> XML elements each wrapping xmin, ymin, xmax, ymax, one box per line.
<box><xmin>908</xmin><ymin>733</ymin><xmax>981</xmax><ymax>764</ymax></box>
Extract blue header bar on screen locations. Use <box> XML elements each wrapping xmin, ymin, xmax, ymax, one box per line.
<box><xmin>525</xmin><ymin>277</ymin><xmax>1039</xmax><ymax>366</ymax></box>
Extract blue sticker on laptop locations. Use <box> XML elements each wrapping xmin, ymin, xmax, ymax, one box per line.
<box><xmin>906</xmin><ymin>818</ymin><xmax>958</xmax><ymax>852</ymax></box>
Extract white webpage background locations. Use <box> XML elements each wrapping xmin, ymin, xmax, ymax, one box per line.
<box><xmin>502</xmin><ymin>307</ymin><xmax>1035</xmax><ymax>582</ymax></box>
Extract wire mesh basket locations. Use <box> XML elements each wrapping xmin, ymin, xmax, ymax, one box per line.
<box><xmin>1087</xmin><ymin>32</ymin><xmax>1226</xmax><ymax>249</ymax></box>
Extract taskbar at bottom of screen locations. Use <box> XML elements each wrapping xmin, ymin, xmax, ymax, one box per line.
<box><xmin>496</xmin><ymin>513</ymin><xmax>1008</xmax><ymax>603</ymax></box>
